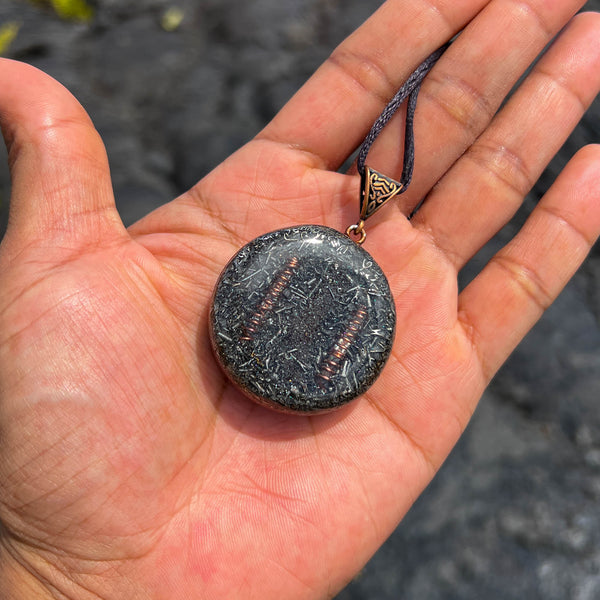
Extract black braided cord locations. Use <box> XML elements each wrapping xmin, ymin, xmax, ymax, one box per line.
<box><xmin>356</xmin><ymin>43</ymin><xmax>450</xmax><ymax>191</ymax></box>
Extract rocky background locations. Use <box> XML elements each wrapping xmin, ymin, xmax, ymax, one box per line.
<box><xmin>0</xmin><ymin>1</ymin><xmax>599</xmax><ymax>598</ymax></box>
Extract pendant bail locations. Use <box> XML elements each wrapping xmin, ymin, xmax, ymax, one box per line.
<box><xmin>360</xmin><ymin>166</ymin><xmax>404</xmax><ymax>221</ymax></box>
<box><xmin>346</xmin><ymin>166</ymin><xmax>404</xmax><ymax>245</ymax></box>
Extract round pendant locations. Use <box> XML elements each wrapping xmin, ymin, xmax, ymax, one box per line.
<box><xmin>209</xmin><ymin>225</ymin><xmax>396</xmax><ymax>414</ymax></box>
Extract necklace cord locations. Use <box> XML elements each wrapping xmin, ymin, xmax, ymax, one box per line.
<box><xmin>356</xmin><ymin>43</ymin><xmax>450</xmax><ymax>189</ymax></box>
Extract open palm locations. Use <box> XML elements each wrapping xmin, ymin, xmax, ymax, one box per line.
<box><xmin>1</xmin><ymin>1</ymin><xmax>599</xmax><ymax>598</ymax></box>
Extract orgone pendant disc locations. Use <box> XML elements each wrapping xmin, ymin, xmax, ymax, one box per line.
<box><xmin>209</xmin><ymin>225</ymin><xmax>396</xmax><ymax>414</ymax></box>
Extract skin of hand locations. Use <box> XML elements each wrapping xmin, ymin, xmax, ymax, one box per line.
<box><xmin>0</xmin><ymin>1</ymin><xmax>599</xmax><ymax>598</ymax></box>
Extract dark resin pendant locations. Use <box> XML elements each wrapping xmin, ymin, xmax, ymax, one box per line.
<box><xmin>209</xmin><ymin>225</ymin><xmax>395</xmax><ymax>414</ymax></box>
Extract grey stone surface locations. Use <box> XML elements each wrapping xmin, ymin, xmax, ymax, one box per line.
<box><xmin>210</xmin><ymin>225</ymin><xmax>395</xmax><ymax>413</ymax></box>
<box><xmin>0</xmin><ymin>1</ymin><xmax>599</xmax><ymax>598</ymax></box>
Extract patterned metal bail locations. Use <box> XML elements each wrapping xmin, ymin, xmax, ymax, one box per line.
<box><xmin>361</xmin><ymin>166</ymin><xmax>404</xmax><ymax>219</ymax></box>
<box><xmin>346</xmin><ymin>167</ymin><xmax>404</xmax><ymax>245</ymax></box>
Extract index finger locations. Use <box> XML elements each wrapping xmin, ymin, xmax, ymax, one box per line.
<box><xmin>257</xmin><ymin>0</ymin><xmax>491</xmax><ymax>170</ymax></box>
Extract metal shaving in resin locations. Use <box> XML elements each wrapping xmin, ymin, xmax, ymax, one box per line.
<box><xmin>209</xmin><ymin>225</ymin><xmax>396</xmax><ymax>414</ymax></box>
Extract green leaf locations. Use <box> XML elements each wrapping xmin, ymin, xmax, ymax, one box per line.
<box><xmin>49</xmin><ymin>0</ymin><xmax>94</xmax><ymax>22</ymax></box>
<box><xmin>0</xmin><ymin>22</ymin><xmax>20</xmax><ymax>55</ymax></box>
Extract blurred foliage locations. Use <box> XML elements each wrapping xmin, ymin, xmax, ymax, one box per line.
<box><xmin>161</xmin><ymin>7</ymin><xmax>184</xmax><ymax>32</ymax></box>
<box><xmin>0</xmin><ymin>22</ymin><xmax>20</xmax><ymax>55</ymax></box>
<box><xmin>31</xmin><ymin>0</ymin><xmax>94</xmax><ymax>22</ymax></box>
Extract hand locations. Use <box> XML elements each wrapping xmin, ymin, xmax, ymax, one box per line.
<box><xmin>0</xmin><ymin>1</ymin><xmax>599</xmax><ymax>598</ymax></box>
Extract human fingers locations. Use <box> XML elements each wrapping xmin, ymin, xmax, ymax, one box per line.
<box><xmin>412</xmin><ymin>12</ymin><xmax>600</xmax><ymax>268</ymax></box>
<box><xmin>362</xmin><ymin>0</ymin><xmax>588</xmax><ymax>216</ymax></box>
<box><xmin>256</xmin><ymin>0</ymin><xmax>491</xmax><ymax>170</ymax></box>
<box><xmin>457</xmin><ymin>145</ymin><xmax>600</xmax><ymax>382</ymax></box>
<box><xmin>0</xmin><ymin>59</ymin><xmax>126</xmax><ymax>256</ymax></box>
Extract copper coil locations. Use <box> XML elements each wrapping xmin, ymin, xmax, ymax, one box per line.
<box><xmin>241</xmin><ymin>257</ymin><xmax>299</xmax><ymax>341</ymax></box>
<box><xmin>317</xmin><ymin>306</ymin><xmax>367</xmax><ymax>384</ymax></box>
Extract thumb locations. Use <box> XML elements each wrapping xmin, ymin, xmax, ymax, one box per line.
<box><xmin>0</xmin><ymin>59</ymin><xmax>126</xmax><ymax>253</ymax></box>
